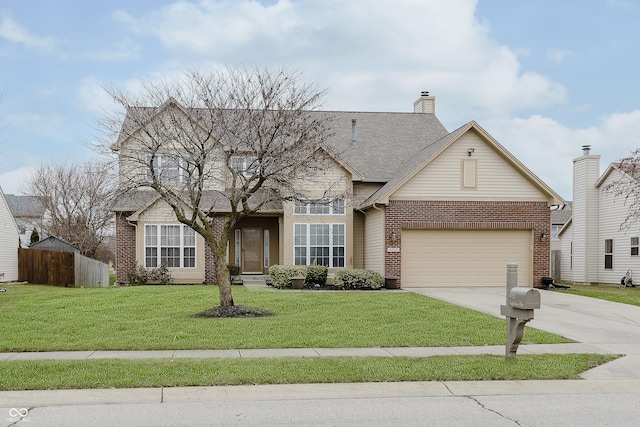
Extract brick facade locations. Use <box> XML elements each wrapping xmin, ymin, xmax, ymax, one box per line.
<box><xmin>115</xmin><ymin>212</ymin><xmax>136</xmax><ymax>283</ymax></box>
<box><xmin>384</xmin><ymin>200</ymin><xmax>551</xmax><ymax>286</ymax></box>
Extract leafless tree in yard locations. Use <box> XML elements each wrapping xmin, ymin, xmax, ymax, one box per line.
<box><xmin>602</xmin><ymin>148</ymin><xmax>640</xmax><ymax>230</ymax></box>
<box><xmin>101</xmin><ymin>66</ymin><xmax>341</xmax><ymax>309</ymax></box>
<box><xmin>26</xmin><ymin>161</ymin><xmax>116</xmax><ymax>262</ymax></box>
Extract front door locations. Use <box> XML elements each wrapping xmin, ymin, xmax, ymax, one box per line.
<box><xmin>241</xmin><ymin>227</ymin><xmax>263</xmax><ymax>274</ymax></box>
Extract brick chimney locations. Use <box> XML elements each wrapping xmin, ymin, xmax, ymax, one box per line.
<box><xmin>413</xmin><ymin>91</ymin><xmax>435</xmax><ymax>113</ymax></box>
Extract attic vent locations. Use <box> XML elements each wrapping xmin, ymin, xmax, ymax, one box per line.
<box><xmin>351</xmin><ymin>118</ymin><xmax>357</xmax><ymax>147</ymax></box>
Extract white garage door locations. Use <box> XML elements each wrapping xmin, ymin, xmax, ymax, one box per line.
<box><xmin>401</xmin><ymin>229</ymin><xmax>532</xmax><ymax>287</ymax></box>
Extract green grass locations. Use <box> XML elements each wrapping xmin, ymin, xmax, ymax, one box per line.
<box><xmin>0</xmin><ymin>284</ymin><xmax>568</xmax><ymax>351</ymax></box>
<box><xmin>0</xmin><ymin>354</ymin><xmax>617</xmax><ymax>391</ymax></box>
<box><xmin>560</xmin><ymin>283</ymin><xmax>640</xmax><ymax>306</ymax></box>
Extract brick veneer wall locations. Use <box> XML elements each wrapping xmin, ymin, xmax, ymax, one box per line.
<box><xmin>115</xmin><ymin>212</ymin><xmax>136</xmax><ymax>283</ymax></box>
<box><xmin>384</xmin><ymin>200</ymin><xmax>551</xmax><ymax>287</ymax></box>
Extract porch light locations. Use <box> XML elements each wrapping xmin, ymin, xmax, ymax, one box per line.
<box><xmin>540</xmin><ymin>233</ymin><xmax>548</xmax><ymax>242</ymax></box>
<box><xmin>390</xmin><ymin>231</ymin><xmax>398</xmax><ymax>242</ymax></box>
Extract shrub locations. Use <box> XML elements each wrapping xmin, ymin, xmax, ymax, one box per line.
<box><xmin>305</xmin><ymin>264</ymin><xmax>328</xmax><ymax>286</ymax></box>
<box><xmin>334</xmin><ymin>269</ymin><xmax>384</xmax><ymax>290</ymax></box>
<box><xmin>227</xmin><ymin>264</ymin><xmax>242</xmax><ymax>284</ymax></box>
<box><xmin>269</xmin><ymin>265</ymin><xmax>308</xmax><ymax>289</ymax></box>
<box><xmin>127</xmin><ymin>263</ymin><xmax>173</xmax><ymax>285</ymax></box>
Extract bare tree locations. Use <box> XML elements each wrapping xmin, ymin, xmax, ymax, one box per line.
<box><xmin>26</xmin><ymin>161</ymin><xmax>116</xmax><ymax>262</ymax></box>
<box><xmin>103</xmin><ymin>66</ymin><xmax>341</xmax><ymax>308</ymax></box>
<box><xmin>602</xmin><ymin>148</ymin><xmax>640</xmax><ymax>230</ymax></box>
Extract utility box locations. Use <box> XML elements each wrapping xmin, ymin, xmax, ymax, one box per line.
<box><xmin>509</xmin><ymin>287</ymin><xmax>540</xmax><ymax>310</ymax></box>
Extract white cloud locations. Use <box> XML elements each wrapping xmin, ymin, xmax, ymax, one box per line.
<box><xmin>0</xmin><ymin>15</ymin><xmax>56</xmax><ymax>50</ymax></box>
<box><xmin>87</xmin><ymin>38</ymin><xmax>141</xmax><ymax>62</ymax></box>
<box><xmin>546</xmin><ymin>48</ymin><xmax>575</xmax><ymax>64</ymax></box>
<box><xmin>113</xmin><ymin>0</ymin><xmax>566</xmax><ymax>118</ymax></box>
<box><xmin>76</xmin><ymin>77</ymin><xmax>121</xmax><ymax>115</ymax></box>
<box><xmin>482</xmin><ymin>110</ymin><xmax>640</xmax><ymax>200</ymax></box>
<box><xmin>0</xmin><ymin>166</ymin><xmax>36</xmax><ymax>195</ymax></box>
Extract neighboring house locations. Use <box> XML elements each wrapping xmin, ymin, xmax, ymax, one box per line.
<box><xmin>550</xmin><ymin>202</ymin><xmax>572</xmax><ymax>279</ymax></box>
<box><xmin>4</xmin><ymin>194</ymin><xmax>46</xmax><ymax>248</ymax></box>
<box><xmin>30</xmin><ymin>236</ymin><xmax>80</xmax><ymax>254</ymax></box>
<box><xmin>113</xmin><ymin>93</ymin><xmax>564</xmax><ymax>287</ymax></box>
<box><xmin>0</xmin><ymin>187</ymin><xmax>20</xmax><ymax>282</ymax></box>
<box><xmin>560</xmin><ymin>146</ymin><xmax>640</xmax><ymax>285</ymax></box>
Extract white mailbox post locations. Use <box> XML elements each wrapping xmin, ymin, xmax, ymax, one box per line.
<box><xmin>500</xmin><ymin>263</ymin><xmax>541</xmax><ymax>358</ymax></box>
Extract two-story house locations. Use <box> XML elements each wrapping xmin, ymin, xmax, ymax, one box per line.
<box><xmin>560</xmin><ymin>146</ymin><xmax>640</xmax><ymax>285</ymax></box>
<box><xmin>113</xmin><ymin>93</ymin><xmax>564</xmax><ymax>287</ymax></box>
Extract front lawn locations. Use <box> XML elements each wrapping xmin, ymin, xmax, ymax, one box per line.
<box><xmin>560</xmin><ymin>283</ymin><xmax>640</xmax><ymax>307</ymax></box>
<box><xmin>0</xmin><ymin>284</ymin><xmax>568</xmax><ymax>351</ymax></box>
<box><xmin>0</xmin><ymin>354</ymin><xmax>617</xmax><ymax>391</ymax></box>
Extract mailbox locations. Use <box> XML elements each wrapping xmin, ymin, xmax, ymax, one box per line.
<box><xmin>509</xmin><ymin>287</ymin><xmax>540</xmax><ymax>310</ymax></box>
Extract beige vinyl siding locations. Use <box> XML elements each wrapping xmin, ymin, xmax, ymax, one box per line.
<box><xmin>363</xmin><ymin>208</ymin><xmax>384</xmax><ymax>275</ymax></box>
<box><xmin>353</xmin><ymin>211</ymin><xmax>364</xmax><ymax>269</ymax></box>
<box><xmin>118</xmin><ymin>139</ymin><xmax>227</xmax><ymax>191</ymax></box>
<box><xmin>392</xmin><ymin>131</ymin><xmax>548</xmax><ymax>201</ymax></box>
<box><xmin>292</xmin><ymin>152</ymin><xmax>350</xmax><ymax>195</ymax></box>
<box><xmin>0</xmin><ymin>190</ymin><xmax>19</xmax><ymax>282</ymax></box>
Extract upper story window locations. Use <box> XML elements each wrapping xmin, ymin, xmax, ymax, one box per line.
<box><xmin>551</xmin><ymin>225</ymin><xmax>562</xmax><ymax>241</ymax></box>
<box><xmin>146</xmin><ymin>154</ymin><xmax>192</xmax><ymax>183</ymax></box>
<box><xmin>294</xmin><ymin>198</ymin><xmax>345</xmax><ymax>215</ymax></box>
<box><xmin>230</xmin><ymin>155</ymin><xmax>273</xmax><ymax>178</ymax></box>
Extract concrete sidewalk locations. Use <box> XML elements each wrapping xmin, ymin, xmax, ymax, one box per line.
<box><xmin>0</xmin><ymin>342</ymin><xmax>613</xmax><ymax>362</ymax></box>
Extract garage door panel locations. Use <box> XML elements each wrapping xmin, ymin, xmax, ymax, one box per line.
<box><xmin>401</xmin><ymin>229</ymin><xmax>532</xmax><ymax>287</ymax></box>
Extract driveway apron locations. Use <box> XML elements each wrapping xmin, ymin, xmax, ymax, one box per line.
<box><xmin>407</xmin><ymin>286</ymin><xmax>640</xmax><ymax>379</ymax></box>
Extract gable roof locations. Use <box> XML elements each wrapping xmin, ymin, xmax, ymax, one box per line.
<box><xmin>360</xmin><ymin>121</ymin><xmax>565</xmax><ymax>208</ymax></box>
<box><xmin>4</xmin><ymin>194</ymin><xmax>45</xmax><ymax>219</ymax></box>
<box><xmin>29</xmin><ymin>235</ymin><xmax>79</xmax><ymax>252</ymax></box>
<box><xmin>114</xmin><ymin>100</ymin><xmax>449</xmax><ymax>184</ymax></box>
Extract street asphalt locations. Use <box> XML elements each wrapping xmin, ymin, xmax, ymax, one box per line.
<box><xmin>2</xmin><ymin>285</ymin><xmax>640</xmax><ymax>408</ymax></box>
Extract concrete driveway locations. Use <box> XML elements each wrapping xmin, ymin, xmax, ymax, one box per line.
<box><xmin>406</xmin><ymin>286</ymin><xmax>640</xmax><ymax>379</ymax></box>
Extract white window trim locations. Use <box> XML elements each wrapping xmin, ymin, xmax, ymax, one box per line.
<box><xmin>293</xmin><ymin>223</ymin><xmax>346</xmax><ymax>267</ymax></box>
<box><xmin>144</xmin><ymin>224</ymin><xmax>196</xmax><ymax>269</ymax></box>
<box><xmin>293</xmin><ymin>199</ymin><xmax>346</xmax><ymax>215</ymax></box>
<box><xmin>146</xmin><ymin>154</ymin><xmax>192</xmax><ymax>183</ymax></box>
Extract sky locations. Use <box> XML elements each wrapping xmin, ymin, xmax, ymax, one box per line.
<box><xmin>1</xmin><ymin>0</ymin><xmax>639</xmax><ymax>201</ymax></box>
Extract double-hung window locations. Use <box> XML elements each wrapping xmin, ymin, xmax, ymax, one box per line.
<box><xmin>146</xmin><ymin>154</ymin><xmax>191</xmax><ymax>183</ymax></box>
<box><xmin>294</xmin><ymin>223</ymin><xmax>345</xmax><ymax>267</ymax></box>
<box><xmin>231</xmin><ymin>156</ymin><xmax>266</xmax><ymax>178</ymax></box>
<box><xmin>632</xmin><ymin>237</ymin><xmax>639</xmax><ymax>256</ymax></box>
<box><xmin>604</xmin><ymin>239</ymin><xmax>613</xmax><ymax>270</ymax></box>
<box><xmin>145</xmin><ymin>224</ymin><xmax>196</xmax><ymax>268</ymax></box>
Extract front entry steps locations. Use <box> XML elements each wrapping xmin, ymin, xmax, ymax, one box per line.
<box><xmin>240</xmin><ymin>275</ymin><xmax>272</xmax><ymax>290</ymax></box>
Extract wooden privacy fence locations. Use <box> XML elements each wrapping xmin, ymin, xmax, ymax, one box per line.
<box><xmin>18</xmin><ymin>248</ymin><xmax>109</xmax><ymax>288</ymax></box>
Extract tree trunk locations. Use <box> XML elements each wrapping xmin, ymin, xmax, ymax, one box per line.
<box><xmin>214</xmin><ymin>246</ymin><xmax>234</xmax><ymax>307</ymax></box>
